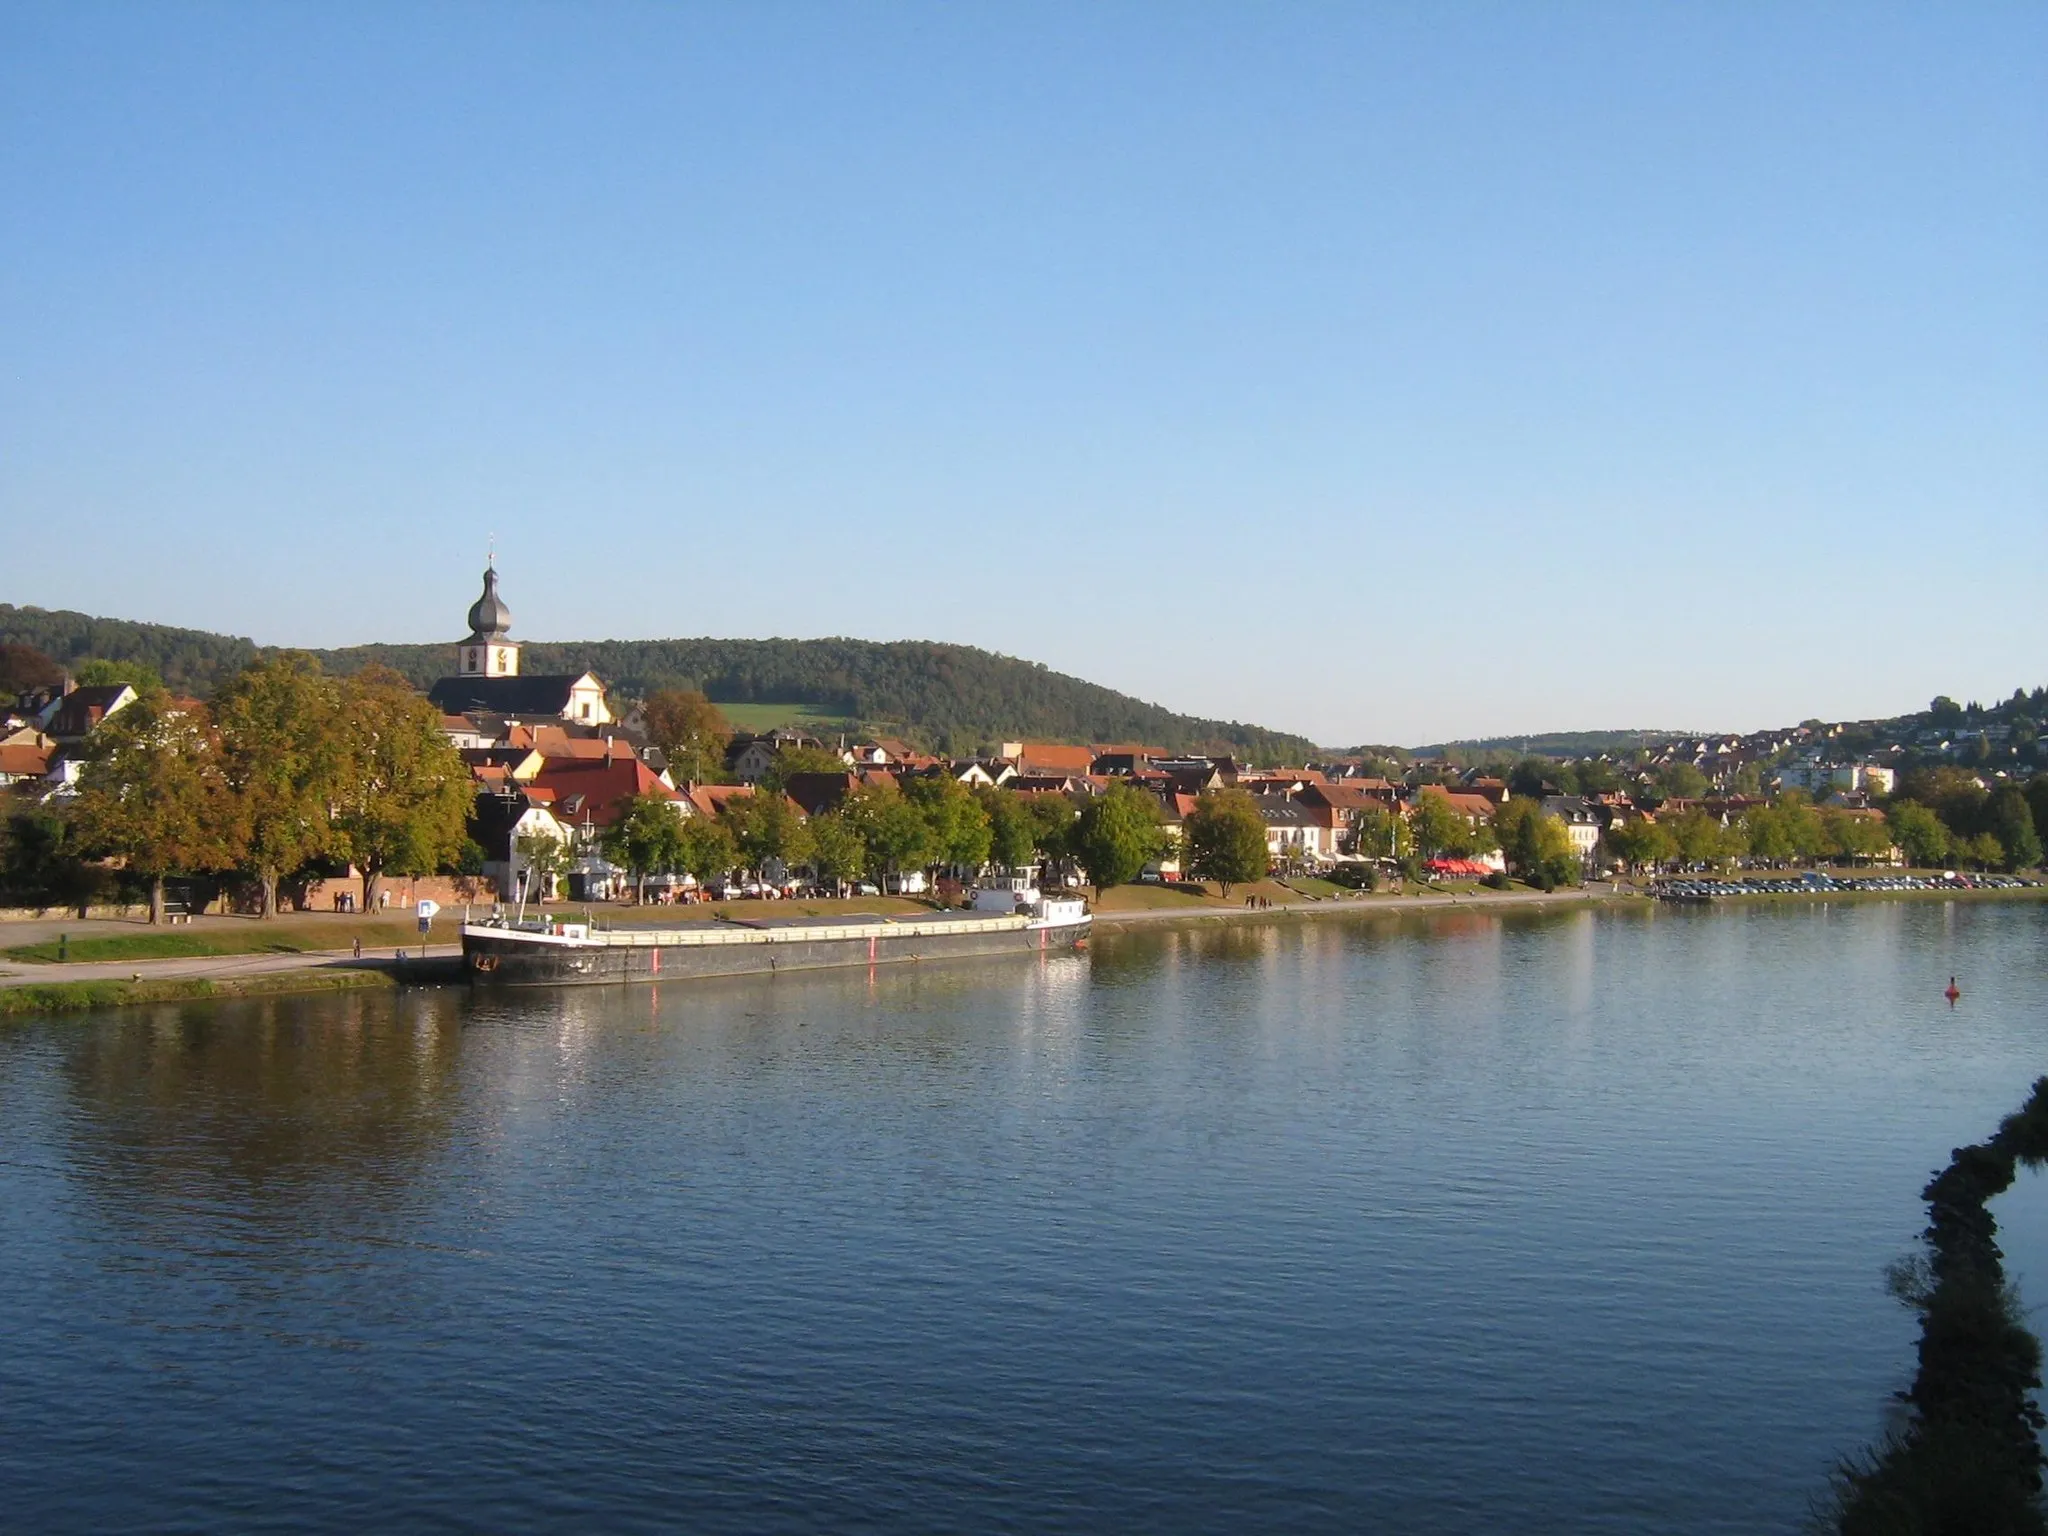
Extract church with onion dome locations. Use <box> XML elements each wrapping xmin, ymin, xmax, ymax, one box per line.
<box><xmin>426</xmin><ymin>564</ymin><xmax>613</xmax><ymax>726</ymax></box>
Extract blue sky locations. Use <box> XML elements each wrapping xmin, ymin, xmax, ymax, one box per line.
<box><xmin>3</xmin><ymin>3</ymin><xmax>2042</xmax><ymax>747</ymax></box>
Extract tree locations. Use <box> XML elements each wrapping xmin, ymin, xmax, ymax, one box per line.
<box><xmin>1575</xmin><ymin>759</ymin><xmax>1622</xmax><ymax>796</ymax></box>
<box><xmin>843</xmin><ymin>779</ymin><xmax>938</xmax><ymax>887</ymax></box>
<box><xmin>1351</xmin><ymin>803</ymin><xmax>1412</xmax><ymax>865</ymax></box>
<box><xmin>1987</xmin><ymin>786</ymin><xmax>2042</xmax><ymax>871</ymax></box>
<box><xmin>1955</xmin><ymin>831</ymin><xmax>2006</xmax><ymax>871</ymax></box>
<box><xmin>975</xmin><ymin>786</ymin><xmax>1038</xmax><ymax>871</ymax></box>
<box><xmin>1603</xmin><ymin>818</ymin><xmax>1675</xmax><ymax>874</ymax></box>
<box><xmin>903</xmin><ymin>773</ymin><xmax>992</xmax><ymax>870</ymax></box>
<box><xmin>1183</xmin><ymin>788</ymin><xmax>1269</xmax><ymax>895</ymax></box>
<box><xmin>71</xmin><ymin>696</ymin><xmax>233</xmax><ymax>924</ymax></box>
<box><xmin>719</xmin><ymin>789</ymin><xmax>815</xmax><ymax>877</ymax></box>
<box><xmin>1494</xmin><ymin>798</ymin><xmax>1579</xmax><ymax>889</ymax></box>
<box><xmin>602</xmin><ymin>793</ymin><xmax>688</xmax><ymax>901</ymax></box>
<box><xmin>640</xmin><ymin>689</ymin><xmax>732</xmax><ymax>784</ymax></box>
<box><xmin>1821</xmin><ymin>809</ymin><xmax>1892</xmax><ymax>867</ymax></box>
<box><xmin>1652</xmin><ymin>762</ymin><xmax>1708</xmax><ymax>801</ymax></box>
<box><xmin>1070</xmin><ymin>782</ymin><xmax>1166</xmax><ymax>896</ymax></box>
<box><xmin>73</xmin><ymin>657</ymin><xmax>164</xmax><ymax>692</ymax></box>
<box><xmin>513</xmin><ymin>830</ymin><xmax>570</xmax><ymax>904</ymax></box>
<box><xmin>2026</xmin><ymin>776</ymin><xmax>2048</xmax><ymax>852</ymax></box>
<box><xmin>0</xmin><ymin>808</ymin><xmax>107</xmax><ymax>914</ymax></box>
<box><xmin>0</xmin><ymin>641</ymin><xmax>65</xmax><ymax>695</ymax></box>
<box><xmin>214</xmin><ymin>655</ymin><xmax>347</xmax><ymax>918</ymax></box>
<box><xmin>760</xmin><ymin>745</ymin><xmax>851</xmax><ymax>793</ymax></box>
<box><xmin>1777</xmin><ymin>792</ymin><xmax>1830</xmax><ymax>865</ymax></box>
<box><xmin>805</xmin><ymin>811</ymin><xmax>867</xmax><ymax>893</ymax></box>
<box><xmin>1664</xmin><ymin>809</ymin><xmax>1736</xmax><ymax>869</ymax></box>
<box><xmin>1896</xmin><ymin>766</ymin><xmax>1989</xmax><ymax>841</ymax></box>
<box><xmin>1022</xmin><ymin>793</ymin><xmax>1079</xmax><ymax>862</ymax></box>
<box><xmin>1410</xmin><ymin>789</ymin><xmax>1485</xmax><ymax>860</ymax></box>
<box><xmin>332</xmin><ymin>667</ymin><xmax>473</xmax><ymax>911</ymax></box>
<box><xmin>675</xmin><ymin>815</ymin><xmax>739</xmax><ymax>890</ymax></box>
<box><xmin>1886</xmin><ymin>800</ymin><xmax>1950</xmax><ymax>869</ymax></box>
<box><xmin>1741</xmin><ymin>806</ymin><xmax>1794</xmax><ymax>866</ymax></box>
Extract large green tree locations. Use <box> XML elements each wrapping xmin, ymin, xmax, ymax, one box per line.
<box><xmin>602</xmin><ymin>793</ymin><xmax>688</xmax><ymax>902</ymax></box>
<box><xmin>214</xmin><ymin>655</ymin><xmax>347</xmax><ymax>918</ymax></box>
<box><xmin>1818</xmin><ymin>809</ymin><xmax>1889</xmax><ymax>866</ymax></box>
<box><xmin>1886</xmin><ymin>800</ymin><xmax>1950</xmax><ymax>869</ymax></box>
<box><xmin>0</xmin><ymin>808</ymin><xmax>106</xmax><ymax>913</ymax></box>
<box><xmin>1070</xmin><ymin>782</ymin><xmax>1166</xmax><ymax>896</ymax></box>
<box><xmin>1603</xmin><ymin>817</ymin><xmax>1675</xmax><ymax>873</ymax></box>
<box><xmin>1663</xmin><ymin>808</ymin><xmax>1737</xmax><ymax>869</ymax></box>
<box><xmin>1494</xmin><ymin>798</ymin><xmax>1579</xmax><ymax>889</ymax></box>
<box><xmin>843</xmin><ymin>779</ymin><xmax>939</xmax><ymax>887</ymax></box>
<box><xmin>640</xmin><ymin>689</ymin><xmax>732</xmax><ymax>784</ymax></box>
<box><xmin>1652</xmin><ymin>762</ymin><xmax>1709</xmax><ymax>801</ymax></box>
<box><xmin>975</xmin><ymin>786</ymin><xmax>1038</xmax><ymax>871</ymax></box>
<box><xmin>1351</xmin><ymin>803</ymin><xmax>1413</xmax><ymax>864</ymax></box>
<box><xmin>760</xmin><ymin>744</ymin><xmax>852</xmax><ymax>793</ymax></box>
<box><xmin>719</xmin><ymin>789</ymin><xmax>815</xmax><ymax>876</ymax></box>
<box><xmin>903</xmin><ymin>773</ymin><xmax>992</xmax><ymax>870</ymax></box>
<box><xmin>72</xmin><ymin>695</ymin><xmax>233</xmax><ymax>923</ymax></box>
<box><xmin>333</xmin><ymin>667</ymin><xmax>473</xmax><ymax>911</ymax></box>
<box><xmin>73</xmin><ymin>657</ymin><xmax>164</xmax><ymax>692</ymax></box>
<box><xmin>1022</xmin><ymin>793</ymin><xmax>1079</xmax><ymax>862</ymax></box>
<box><xmin>1987</xmin><ymin>786</ymin><xmax>2042</xmax><ymax>871</ymax></box>
<box><xmin>1183</xmin><ymin>788</ymin><xmax>1268</xmax><ymax>895</ymax></box>
<box><xmin>804</xmin><ymin>811</ymin><xmax>868</xmax><ymax>892</ymax></box>
<box><xmin>675</xmin><ymin>815</ymin><xmax>739</xmax><ymax>889</ymax></box>
<box><xmin>1410</xmin><ymin>789</ymin><xmax>1490</xmax><ymax>861</ymax></box>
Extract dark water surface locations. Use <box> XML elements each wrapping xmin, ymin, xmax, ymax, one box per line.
<box><xmin>4</xmin><ymin>900</ymin><xmax>2047</xmax><ymax>1533</ymax></box>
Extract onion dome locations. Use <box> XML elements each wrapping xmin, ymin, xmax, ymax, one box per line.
<box><xmin>466</xmin><ymin>566</ymin><xmax>512</xmax><ymax>639</ymax></box>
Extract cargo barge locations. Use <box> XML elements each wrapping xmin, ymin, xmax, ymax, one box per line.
<box><xmin>461</xmin><ymin>882</ymin><xmax>1089</xmax><ymax>987</ymax></box>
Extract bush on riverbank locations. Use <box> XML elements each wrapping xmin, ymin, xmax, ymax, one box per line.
<box><xmin>1823</xmin><ymin>1077</ymin><xmax>2048</xmax><ymax>1534</ymax></box>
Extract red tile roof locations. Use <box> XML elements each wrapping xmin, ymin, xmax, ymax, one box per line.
<box><xmin>530</xmin><ymin>758</ymin><xmax>679</xmax><ymax>828</ymax></box>
<box><xmin>0</xmin><ymin>744</ymin><xmax>51</xmax><ymax>776</ymax></box>
<box><xmin>1014</xmin><ymin>743</ymin><xmax>1097</xmax><ymax>775</ymax></box>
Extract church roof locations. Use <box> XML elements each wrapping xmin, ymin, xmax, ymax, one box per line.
<box><xmin>466</xmin><ymin>566</ymin><xmax>513</xmax><ymax>639</ymax></box>
<box><xmin>428</xmin><ymin>674</ymin><xmax>597</xmax><ymax>717</ymax></box>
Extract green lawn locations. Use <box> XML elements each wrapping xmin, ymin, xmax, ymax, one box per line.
<box><xmin>713</xmin><ymin>701</ymin><xmax>859</xmax><ymax>734</ymax></box>
<box><xmin>4</xmin><ymin>920</ymin><xmax>422</xmax><ymax>964</ymax></box>
<box><xmin>1278</xmin><ymin>877</ymin><xmax>1347</xmax><ymax>899</ymax></box>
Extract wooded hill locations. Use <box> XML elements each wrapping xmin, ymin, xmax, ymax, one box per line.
<box><xmin>0</xmin><ymin>604</ymin><xmax>1318</xmax><ymax>762</ymax></box>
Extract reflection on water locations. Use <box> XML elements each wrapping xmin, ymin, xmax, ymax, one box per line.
<box><xmin>3</xmin><ymin>902</ymin><xmax>2047</xmax><ymax>1533</ymax></box>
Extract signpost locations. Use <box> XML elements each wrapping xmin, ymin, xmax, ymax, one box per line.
<box><xmin>416</xmin><ymin>899</ymin><xmax>439</xmax><ymax>953</ymax></box>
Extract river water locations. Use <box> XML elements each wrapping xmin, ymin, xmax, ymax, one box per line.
<box><xmin>4</xmin><ymin>900</ymin><xmax>2046</xmax><ymax>1533</ymax></box>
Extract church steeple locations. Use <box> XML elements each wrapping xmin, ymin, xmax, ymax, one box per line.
<box><xmin>458</xmin><ymin>563</ymin><xmax>521</xmax><ymax>678</ymax></box>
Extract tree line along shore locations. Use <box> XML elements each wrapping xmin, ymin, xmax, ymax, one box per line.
<box><xmin>3</xmin><ymin>629</ymin><xmax>2045</xmax><ymax>928</ymax></box>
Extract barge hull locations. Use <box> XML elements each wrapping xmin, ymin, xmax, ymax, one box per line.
<box><xmin>463</xmin><ymin>921</ymin><xmax>1089</xmax><ymax>987</ymax></box>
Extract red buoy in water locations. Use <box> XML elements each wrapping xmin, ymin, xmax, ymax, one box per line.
<box><xmin>1945</xmin><ymin>976</ymin><xmax>1961</xmax><ymax>1006</ymax></box>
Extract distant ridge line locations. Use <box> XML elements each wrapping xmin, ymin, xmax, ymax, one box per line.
<box><xmin>0</xmin><ymin>602</ymin><xmax>1318</xmax><ymax>761</ymax></box>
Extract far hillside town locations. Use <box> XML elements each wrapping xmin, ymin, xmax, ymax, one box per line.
<box><xmin>1</xmin><ymin>566</ymin><xmax>2044</xmax><ymax>919</ymax></box>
